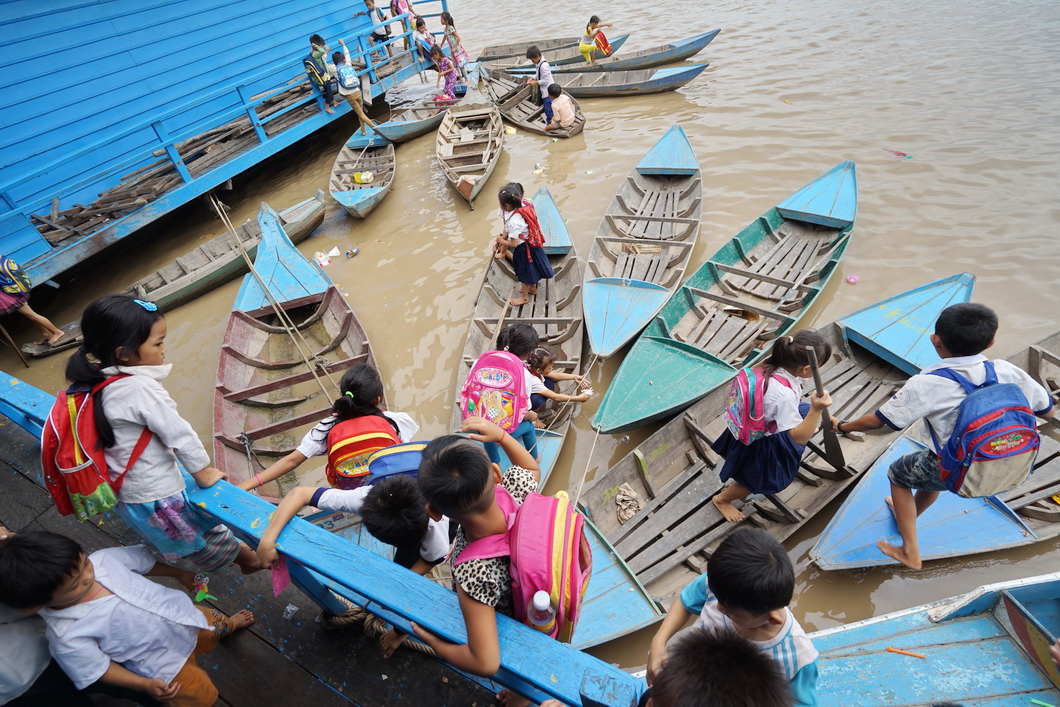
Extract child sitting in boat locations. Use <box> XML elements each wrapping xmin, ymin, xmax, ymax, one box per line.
<box><xmin>831</xmin><ymin>303</ymin><xmax>1054</xmax><ymax>569</ymax></box>
<box><xmin>237</xmin><ymin>363</ymin><xmax>418</xmax><ymax>493</ymax></box>
<box><xmin>647</xmin><ymin>528</ymin><xmax>819</xmax><ymax>706</ymax></box>
<box><xmin>0</xmin><ymin>530</ymin><xmax>254</xmax><ymax>706</ymax></box>
<box><xmin>493</xmin><ymin>184</ymin><xmax>554</xmax><ymax>307</ymax></box>
<box><xmin>710</xmin><ymin>331</ymin><xmax>833</xmax><ymax>522</ymax></box>
<box><xmin>525</xmin><ymin>346</ymin><xmax>592</xmax><ymax>422</ymax></box>
<box><xmin>543</xmin><ymin>85</ymin><xmax>576</xmax><ymax>132</ymax></box>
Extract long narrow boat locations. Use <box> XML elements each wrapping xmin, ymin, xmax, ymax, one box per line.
<box><xmin>21</xmin><ymin>194</ymin><xmax>326</xmax><ymax>358</ymax></box>
<box><xmin>483</xmin><ymin>73</ymin><xmax>586</xmax><ymax>138</ymax></box>
<box><xmin>476</xmin><ymin>35</ymin><xmax>621</xmax><ymax>62</ymax></box>
<box><xmin>534</xmin><ymin>187</ymin><xmax>573</xmax><ymax>255</ymax></box>
<box><xmin>813</xmin><ymin>572</ymin><xmax>1060</xmax><ymax>704</ymax></box>
<box><xmin>479</xmin><ymin>34</ymin><xmax>632</xmax><ymax>68</ymax></box>
<box><xmin>506</xmin><ymin>30</ymin><xmax>721</xmax><ymax>75</ymax></box>
<box><xmin>555</xmin><ymin>63</ymin><xmax>710</xmax><ymax>98</ymax></box>
<box><xmin>435</xmin><ymin>98</ymin><xmax>504</xmax><ymax>209</ymax></box>
<box><xmin>371</xmin><ymin>100</ymin><xmax>450</xmax><ymax>143</ymax></box>
<box><xmin>213</xmin><ymin>204</ymin><xmax>379</xmax><ymax>499</ymax></box>
<box><xmin>329</xmin><ymin>132</ymin><xmax>395</xmax><ymax>219</ymax></box>
<box><xmin>593</xmin><ymin>161</ymin><xmax>857</xmax><ymax>434</ymax></box>
<box><xmin>810</xmin><ymin>331</ymin><xmax>1060</xmax><ymax>570</ymax></box>
<box><xmin>582</xmin><ymin>124</ymin><xmax>702</xmax><ymax>358</ymax></box>
<box><xmin>578</xmin><ymin>274</ymin><xmax>976</xmax><ymax>609</ymax></box>
<box><xmin>447</xmin><ymin>196</ymin><xmax>663</xmax><ymax>646</ymax></box>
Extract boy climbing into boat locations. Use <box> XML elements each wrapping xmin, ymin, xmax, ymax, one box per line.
<box><xmin>334</xmin><ymin>40</ymin><xmax>378</xmax><ymax>135</ymax></box>
<box><xmin>493</xmin><ymin>184</ymin><xmax>554</xmax><ymax>306</ymax></box>
<box><xmin>647</xmin><ymin>528</ymin><xmax>819</xmax><ymax>706</ymax></box>
<box><xmin>832</xmin><ymin>303</ymin><xmax>1054</xmax><ymax>569</ymax></box>
<box><xmin>710</xmin><ymin>331</ymin><xmax>834</xmax><ymax>522</ymax></box>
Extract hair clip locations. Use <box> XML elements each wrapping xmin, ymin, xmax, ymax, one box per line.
<box><xmin>345</xmin><ymin>391</ymin><xmax>355</xmax><ymax>399</ymax></box>
<box><xmin>133</xmin><ymin>299</ymin><xmax>158</xmax><ymax>312</ymax></box>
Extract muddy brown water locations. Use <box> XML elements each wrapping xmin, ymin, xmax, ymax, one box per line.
<box><xmin>4</xmin><ymin>0</ymin><xmax>1059</xmax><ymax>673</ymax></box>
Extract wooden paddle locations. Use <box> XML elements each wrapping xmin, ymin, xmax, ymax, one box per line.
<box><xmin>806</xmin><ymin>345</ymin><xmax>845</xmax><ymax>470</ymax></box>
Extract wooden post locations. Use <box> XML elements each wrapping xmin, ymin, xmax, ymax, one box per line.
<box><xmin>0</xmin><ymin>322</ymin><xmax>30</xmax><ymax>368</ymax></box>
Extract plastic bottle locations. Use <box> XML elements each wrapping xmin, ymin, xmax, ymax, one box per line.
<box><xmin>527</xmin><ymin>590</ymin><xmax>556</xmax><ymax>634</ymax></box>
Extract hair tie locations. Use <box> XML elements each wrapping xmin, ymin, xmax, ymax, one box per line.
<box><xmin>133</xmin><ymin>299</ymin><xmax>158</xmax><ymax>312</ymax></box>
<box><xmin>785</xmin><ymin>336</ymin><xmax>794</xmax><ymax>344</ymax></box>
<box><xmin>345</xmin><ymin>391</ymin><xmax>355</xmax><ymax>399</ymax></box>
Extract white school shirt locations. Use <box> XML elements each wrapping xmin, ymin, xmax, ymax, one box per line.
<box><xmin>0</xmin><ymin>605</ymin><xmax>50</xmax><ymax>703</ymax></box>
<box><xmin>502</xmin><ymin>210</ymin><xmax>529</xmax><ymax>239</ymax></box>
<box><xmin>763</xmin><ymin>367</ymin><xmax>806</xmax><ymax>434</ymax></box>
<box><xmin>534</xmin><ymin>59</ymin><xmax>554</xmax><ymax>94</ymax></box>
<box><xmin>98</xmin><ymin>365</ymin><xmax>211</xmax><ymax>504</ymax></box>
<box><xmin>523</xmin><ymin>367</ymin><xmax>547</xmax><ymax>395</ymax></box>
<box><xmin>294</xmin><ymin>410</ymin><xmax>419</xmax><ymax>458</ymax></box>
<box><xmin>39</xmin><ymin>546</ymin><xmax>209</xmax><ymax>689</ymax></box>
<box><xmin>876</xmin><ymin>354</ymin><xmax>1053</xmax><ymax>440</ymax></box>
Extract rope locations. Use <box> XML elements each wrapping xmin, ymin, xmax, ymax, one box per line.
<box><xmin>318</xmin><ymin>595</ymin><xmax>438</xmax><ymax>656</ymax></box>
<box><xmin>239</xmin><ymin>432</ymin><xmax>267</xmax><ymax>471</ymax></box>
<box><xmin>572</xmin><ymin>425</ymin><xmax>603</xmax><ymax>507</ymax></box>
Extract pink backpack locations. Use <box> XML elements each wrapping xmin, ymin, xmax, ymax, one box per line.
<box><xmin>460</xmin><ymin>350</ymin><xmax>530</xmax><ymax>432</ymax></box>
<box><xmin>723</xmin><ymin>367</ymin><xmax>794</xmax><ymax>445</ymax></box>
<box><xmin>453</xmin><ymin>486</ymin><xmax>593</xmax><ymax>642</ymax></box>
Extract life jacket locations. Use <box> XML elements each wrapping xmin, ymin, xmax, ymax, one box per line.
<box><xmin>723</xmin><ymin>367</ymin><xmax>795</xmax><ymax>445</ymax></box>
<box><xmin>453</xmin><ymin>486</ymin><xmax>592</xmax><ymax>642</ymax></box>
<box><xmin>336</xmin><ymin>63</ymin><xmax>359</xmax><ymax>90</ymax></box>
<box><xmin>926</xmin><ymin>361</ymin><xmax>1040</xmax><ymax>498</ymax></box>
<box><xmin>326</xmin><ymin>416</ymin><xmax>401</xmax><ymax>489</ymax></box>
<box><xmin>460</xmin><ymin>350</ymin><xmax>530</xmax><ymax>433</ymax></box>
<box><xmin>41</xmin><ymin>376</ymin><xmax>153</xmax><ymax>521</ymax></box>
<box><xmin>304</xmin><ymin>53</ymin><xmax>328</xmax><ymax>88</ymax></box>
<box><xmin>0</xmin><ymin>256</ymin><xmax>30</xmax><ymax>295</ymax></box>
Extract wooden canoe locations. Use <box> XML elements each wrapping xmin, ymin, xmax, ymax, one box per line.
<box><xmin>21</xmin><ymin>194</ymin><xmax>326</xmax><ymax>358</ymax></box>
<box><xmin>506</xmin><ymin>30</ymin><xmax>721</xmax><ymax>75</ymax></box>
<box><xmin>578</xmin><ymin>274</ymin><xmax>976</xmax><ymax>610</ymax></box>
<box><xmin>483</xmin><ymin>73</ymin><xmax>586</xmax><ymax>138</ymax></box>
<box><xmin>329</xmin><ymin>132</ymin><xmax>395</xmax><ymax>219</ymax></box>
<box><xmin>810</xmin><ymin>331</ymin><xmax>1060</xmax><ymax>570</ymax></box>
<box><xmin>372</xmin><ymin>100</ymin><xmax>451</xmax><ymax>143</ymax></box>
<box><xmin>582</xmin><ymin>124</ymin><xmax>702</xmax><ymax>358</ymax></box>
<box><xmin>435</xmin><ymin>99</ymin><xmax>505</xmax><ymax>209</ymax></box>
<box><xmin>554</xmin><ymin>63</ymin><xmax>710</xmax><ymax>98</ymax></box>
<box><xmin>478</xmin><ymin>34</ymin><xmax>632</xmax><ymax>68</ymax></box>
<box><xmin>213</xmin><ymin>204</ymin><xmax>379</xmax><ymax>500</ymax></box>
<box><xmin>813</xmin><ymin>572</ymin><xmax>1060</xmax><ymax>704</ymax></box>
<box><xmin>476</xmin><ymin>35</ymin><xmax>624</xmax><ymax>63</ymax></box>
<box><xmin>533</xmin><ymin>187</ymin><xmax>573</xmax><ymax>256</ymax></box>
<box><xmin>592</xmin><ymin>161</ymin><xmax>858</xmax><ymax>434</ymax></box>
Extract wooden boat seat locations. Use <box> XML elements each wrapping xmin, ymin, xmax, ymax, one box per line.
<box><xmin>614</xmin><ymin>252</ymin><xmax>667</xmax><ymax>284</ymax></box>
<box><xmin>612</xmin><ymin>192</ymin><xmax>702</xmax><ymax>240</ymax></box>
<box><xmin>725</xmin><ymin>223</ymin><xmax>844</xmax><ymax>300</ymax></box>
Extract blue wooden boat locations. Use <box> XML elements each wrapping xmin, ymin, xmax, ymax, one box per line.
<box><xmin>557</xmin><ymin>63</ymin><xmax>711</xmax><ymax>98</ymax></box>
<box><xmin>578</xmin><ymin>274</ymin><xmax>975</xmax><ymax>610</ymax></box>
<box><xmin>593</xmin><ymin>161</ymin><xmax>857</xmax><ymax>434</ymax></box>
<box><xmin>213</xmin><ymin>204</ymin><xmax>380</xmax><ymax>498</ymax></box>
<box><xmin>583</xmin><ymin>124</ymin><xmax>702</xmax><ymax>359</ymax></box>
<box><xmin>329</xmin><ymin>132</ymin><xmax>395</xmax><ymax>219</ymax></box>
<box><xmin>480</xmin><ymin>34</ymin><xmax>632</xmax><ymax>69</ymax></box>
<box><xmin>371</xmin><ymin>100</ymin><xmax>450</xmax><ymax>143</ymax></box>
<box><xmin>534</xmin><ymin>187</ymin><xmax>574</xmax><ymax>256</ymax></box>
<box><xmin>507</xmin><ymin>30</ymin><xmax>721</xmax><ymax>75</ymax></box>
<box><xmin>811</xmin><ymin>331</ymin><xmax>1060</xmax><ymax>570</ymax></box>
<box><xmin>476</xmin><ymin>35</ymin><xmax>629</xmax><ymax>63</ymax></box>
<box><xmin>813</xmin><ymin>572</ymin><xmax>1060</xmax><ymax>705</ymax></box>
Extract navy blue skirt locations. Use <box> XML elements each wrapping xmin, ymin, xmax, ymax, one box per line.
<box><xmin>512</xmin><ymin>243</ymin><xmax>554</xmax><ymax>286</ymax></box>
<box><xmin>711</xmin><ymin>402</ymin><xmax>810</xmax><ymax>495</ymax></box>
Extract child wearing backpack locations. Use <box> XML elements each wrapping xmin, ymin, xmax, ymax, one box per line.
<box><xmin>832</xmin><ymin>303</ymin><xmax>1054</xmax><ymax>569</ymax></box>
<box><xmin>334</xmin><ymin>39</ymin><xmax>378</xmax><ymax>136</ymax></box>
<box><xmin>493</xmin><ymin>184</ymin><xmax>554</xmax><ymax>307</ymax></box>
<box><xmin>61</xmin><ymin>295</ymin><xmax>261</xmax><ymax>574</ymax></box>
<box><xmin>236</xmin><ymin>363</ymin><xmax>418</xmax><ymax>493</ymax></box>
<box><xmin>710</xmin><ymin>331</ymin><xmax>834</xmax><ymax>523</ymax></box>
<box><xmin>306</xmin><ymin>34</ymin><xmax>340</xmax><ymax>114</ymax></box>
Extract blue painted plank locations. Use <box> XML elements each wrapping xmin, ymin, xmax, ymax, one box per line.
<box><xmin>635</xmin><ymin>125</ymin><xmax>698</xmax><ymax>176</ymax></box>
<box><xmin>532</xmin><ymin>188</ymin><xmax>573</xmax><ymax>256</ymax></box>
<box><xmin>776</xmin><ymin>160</ymin><xmax>858</xmax><ymax>229</ymax></box>
<box><xmin>583</xmin><ymin>279</ymin><xmax>672</xmax><ymax>359</ymax></box>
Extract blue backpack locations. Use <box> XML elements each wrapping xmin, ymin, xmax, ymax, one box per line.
<box><xmin>336</xmin><ymin>63</ymin><xmax>358</xmax><ymax>90</ymax></box>
<box><xmin>926</xmin><ymin>361</ymin><xmax>1039</xmax><ymax>498</ymax></box>
<box><xmin>303</xmin><ymin>54</ymin><xmax>328</xmax><ymax>87</ymax></box>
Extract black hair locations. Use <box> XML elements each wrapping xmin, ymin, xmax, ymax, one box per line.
<box><xmin>761</xmin><ymin>329</ymin><xmax>833</xmax><ymax>388</ymax></box>
<box><xmin>498</xmin><ymin>185</ymin><xmax>522</xmax><ymax>212</ymax></box>
<box><xmin>706</xmin><ymin>528</ymin><xmax>794</xmax><ymax>615</ymax></box>
<box><xmin>934</xmin><ymin>302</ymin><xmax>997</xmax><ymax>356</ymax></box>
<box><xmin>316</xmin><ymin>364</ymin><xmax>400</xmax><ymax>441</ymax></box>
<box><xmin>417</xmin><ymin>435</ymin><xmax>493</xmax><ymax>519</ymax></box>
<box><xmin>651</xmin><ymin>629</ymin><xmax>792</xmax><ymax>707</ymax></box>
<box><xmin>588</xmin><ymin>15</ymin><xmax>601</xmax><ymax>25</ymax></box>
<box><xmin>0</xmin><ymin>531</ymin><xmax>84</xmax><ymax>609</ymax></box>
<box><xmin>332</xmin><ymin>51</ymin><xmax>345</xmax><ymax>65</ymax></box>
<box><xmin>430</xmin><ymin>44</ymin><xmax>444</xmax><ymax>58</ymax></box>
<box><xmin>504</xmin><ymin>182</ymin><xmax>525</xmax><ymax>200</ymax></box>
<box><xmin>65</xmin><ymin>294</ymin><xmax>165</xmax><ymax>447</ymax></box>
<box><xmin>361</xmin><ymin>476</ymin><xmax>429</xmax><ymax>547</ymax></box>
<box><xmin>440</xmin><ymin>11</ymin><xmax>455</xmax><ymax>26</ymax></box>
<box><xmin>496</xmin><ymin>323</ymin><xmax>540</xmax><ymax>359</ymax></box>
<box><xmin>526</xmin><ymin>45</ymin><xmax>541</xmax><ymax>60</ymax></box>
<box><xmin>415</xmin><ymin>17</ymin><xmax>426</xmax><ymax>29</ymax></box>
<box><xmin>526</xmin><ymin>346</ymin><xmax>554</xmax><ymax>375</ymax></box>
<box><xmin>310</xmin><ymin>34</ymin><xmax>325</xmax><ymax>46</ymax></box>
<box><xmin>547</xmin><ymin>83</ymin><xmax>561</xmax><ymax>98</ymax></box>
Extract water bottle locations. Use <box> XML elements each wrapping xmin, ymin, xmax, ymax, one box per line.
<box><xmin>527</xmin><ymin>590</ymin><xmax>556</xmax><ymax>634</ymax></box>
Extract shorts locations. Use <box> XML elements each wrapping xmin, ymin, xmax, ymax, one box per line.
<box><xmin>887</xmin><ymin>449</ymin><xmax>948</xmax><ymax>492</ymax></box>
<box><xmin>165</xmin><ymin>607</ymin><xmax>234</xmax><ymax>707</ymax></box>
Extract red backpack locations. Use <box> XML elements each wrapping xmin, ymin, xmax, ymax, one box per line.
<box><xmin>515</xmin><ymin>203</ymin><xmax>545</xmax><ymax>249</ymax></box>
<box><xmin>326</xmin><ymin>416</ymin><xmax>402</xmax><ymax>490</ymax></box>
<box><xmin>41</xmin><ymin>376</ymin><xmax>152</xmax><ymax>521</ymax></box>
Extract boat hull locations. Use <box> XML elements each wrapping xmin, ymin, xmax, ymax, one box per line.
<box><xmin>561</xmin><ymin>64</ymin><xmax>710</xmax><ymax>98</ymax></box>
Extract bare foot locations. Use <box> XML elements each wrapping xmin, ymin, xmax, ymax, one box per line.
<box><xmin>712</xmin><ymin>495</ymin><xmax>745</xmax><ymax>522</ymax></box>
<box><xmin>31</xmin><ymin>336</ymin><xmax>49</xmax><ymax>346</ymax></box>
<box><xmin>876</xmin><ymin>539</ymin><xmax>922</xmax><ymax>570</ymax></box>
<box><xmin>379</xmin><ymin>628</ymin><xmax>407</xmax><ymax>658</ymax></box>
<box><xmin>509</xmin><ymin>297</ymin><xmax>529</xmax><ymax>306</ymax></box>
<box><xmin>234</xmin><ymin>543</ymin><xmax>266</xmax><ymax>574</ymax></box>
<box><xmin>325</xmin><ymin>106</ymin><xmax>336</xmax><ymax>114</ymax></box>
<box><xmin>493</xmin><ymin>251</ymin><xmax>505</xmax><ymax>260</ymax></box>
<box><xmin>228</xmin><ymin>608</ymin><xmax>255</xmax><ymax>631</ymax></box>
<box><xmin>46</xmin><ymin>331</ymin><xmax>65</xmax><ymax>345</ymax></box>
<box><xmin>496</xmin><ymin>689</ymin><xmax>532</xmax><ymax>707</ymax></box>
<box><xmin>528</xmin><ymin>285</ymin><xmax>538</xmax><ymax>295</ymax></box>
<box><xmin>884</xmin><ymin>496</ymin><xmax>895</xmax><ymax>515</ymax></box>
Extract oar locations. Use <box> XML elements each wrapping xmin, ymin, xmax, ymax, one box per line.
<box><xmin>806</xmin><ymin>345</ymin><xmax>845</xmax><ymax>470</ymax></box>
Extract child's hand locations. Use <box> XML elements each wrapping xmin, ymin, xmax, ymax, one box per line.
<box><xmin>646</xmin><ymin>644</ymin><xmax>668</xmax><ymax>685</ymax></box>
<box><xmin>573</xmin><ymin>392</ymin><xmax>591</xmax><ymax>403</ymax></box>
<box><xmin>809</xmin><ymin>390</ymin><xmax>832</xmax><ymax>411</ymax></box>
<box><xmin>193</xmin><ymin>467</ymin><xmax>227</xmax><ymax>488</ymax></box>
<box><xmin>576</xmin><ymin>375</ymin><xmax>591</xmax><ymax>389</ymax></box>
<box><xmin>256</xmin><ymin>543</ymin><xmax>280</xmax><ymax>568</ymax></box>
<box><xmin>830</xmin><ymin>414</ymin><xmax>842</xmax><ymax>429</ymax></box>
<box><xmin>338</xmin><ymin>38</ymin><xmax>346</xmax><ymax>45</ymax></box>
<box><xmin>460</xmin><ymin>416</ymin><xmax>505</xmax><ymax>443</ymax></box>
<box><xmin>142</xmin><ymin>678</ymin><xmax>180</xmax><ymax>701</ymax></box>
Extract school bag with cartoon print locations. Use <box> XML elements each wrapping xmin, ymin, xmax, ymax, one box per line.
<box><xmin>41</xmin><ymin>376</ymin><xmax>152</xmax><ymax>521</ymax></box>
<box><xmin>723</xmin><ymin>367</ymin><xmax>794</xmax><ymax>445</ymax></box>
<box><xmin>926</xmin><ymin>361</ymin><xmax>1040</xmax><ymax>498</ymax></box>
<box><xmin>453</xmin><ymin>487</ymin><xmax>592</xmax><ymax>642</ymax></box>
<box><xmin>326</xmin><ymin>416</ymin><xmax>402</xmax><ymax>489</ymax></box>
<box><xmin>460</xmin><ymin>350</ymin><xmax>530</xmax><ymax>432</ymax></box>
<box><xmin>336</xmin><ymin>62</ymin><xmax>359</xmax><ymax>90</ymax></box>
<box><xmin>0</xmin><ymin>256</ymin><xmax>30</xmax><ymax>295</ymax></box>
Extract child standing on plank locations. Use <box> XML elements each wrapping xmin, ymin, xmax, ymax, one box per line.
<box><xmin>307</xmin><ymin>34</ymin><xmax>340</xmax><ymax>113</ymax></box>
<box><xmin>0</xmin><ymin>531</ymin><xmax>253</xmax><ymax>707</ymax></box>
<box><xmin>335</xmin><ymin>40</ymin><xmax>378</xmax><ymax>135</ymax></box>
<box><xmin>431</xmin><ymin>45</ymin><xmax>458</xmax><ymax>101</ymax></box>
<box><xmin>710</xmin><ymin>331</ymin><xmax>833</xmax><ymax>522</ymax></box>
<box><xmin>67</xmin><ymin>295</ymin><xmax>262</xmax><ymax>574</ymax></box>
<box><xmin>237</xmin><ymin>363</ymin><xmax>418</xmax><ymax>493</ymax></box>
<box><xmin>493</xmin><ymin>185</ymin><xmax>554</xmax><ymax>306</ymax></box>
<box><xmin>364</xmin><ymin>0</ymin><xmax>394</xmax><ymax>60</ymax></box>
<box><xmin>0</xmin><ymin>253</ymin><xmax>65</xmax><ymax>346</ymax></box>
<box><xmin>525</xmin><ymin>46</ymin><xmax>554</xmax><ymax>124</ymax></box>
<box><xmin>439</xmin><ymin>12</ymin><xmax>469</xmax><ymax>78</ymax></box>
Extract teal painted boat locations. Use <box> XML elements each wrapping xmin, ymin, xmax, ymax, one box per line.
<box><xmin>329</xmin><ymin>132</ymin><xmax>395</xmax><ymax>219</ymax></box>
<box><xmin>578</xmin><ymin>274</ymin><xmax>975</xmax><ymax>610</ymax></box>
<box><xmin>811</xmin><ymin>330</ymin><xmax>1060</xmax><ymax>570</ymax></box>
<box><xmin>372</xmin><ymin>101</ymin><xmax>449</xmax><ymax>143</ymax></box>
<box><xmin>556</xmin><ymin>63</ymin><xmax>711</xmax><ymax>98</ymax></box>
<box><xmin>593</xmin><ymin>161</ymin><xmax>857</xmax><ymax>434</ymax></box>
<box><xmin>534</xmin><ymin>188</ymin><xmax>573</xmax><ymax>256</ymax></box>
<box><xmin>813</xmin><ymin>572</ymin><xmax>1060</xmax><ymax>705</ymax></box>
<box><xmin>508</xmin><ymin>30</ymin><xmax>721</xmax><ymax>75</ymax></box>
<box><xmin>583</xmin><ymin>124</ymin><xmax>702</xmax><ymax>359</ymax></box>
